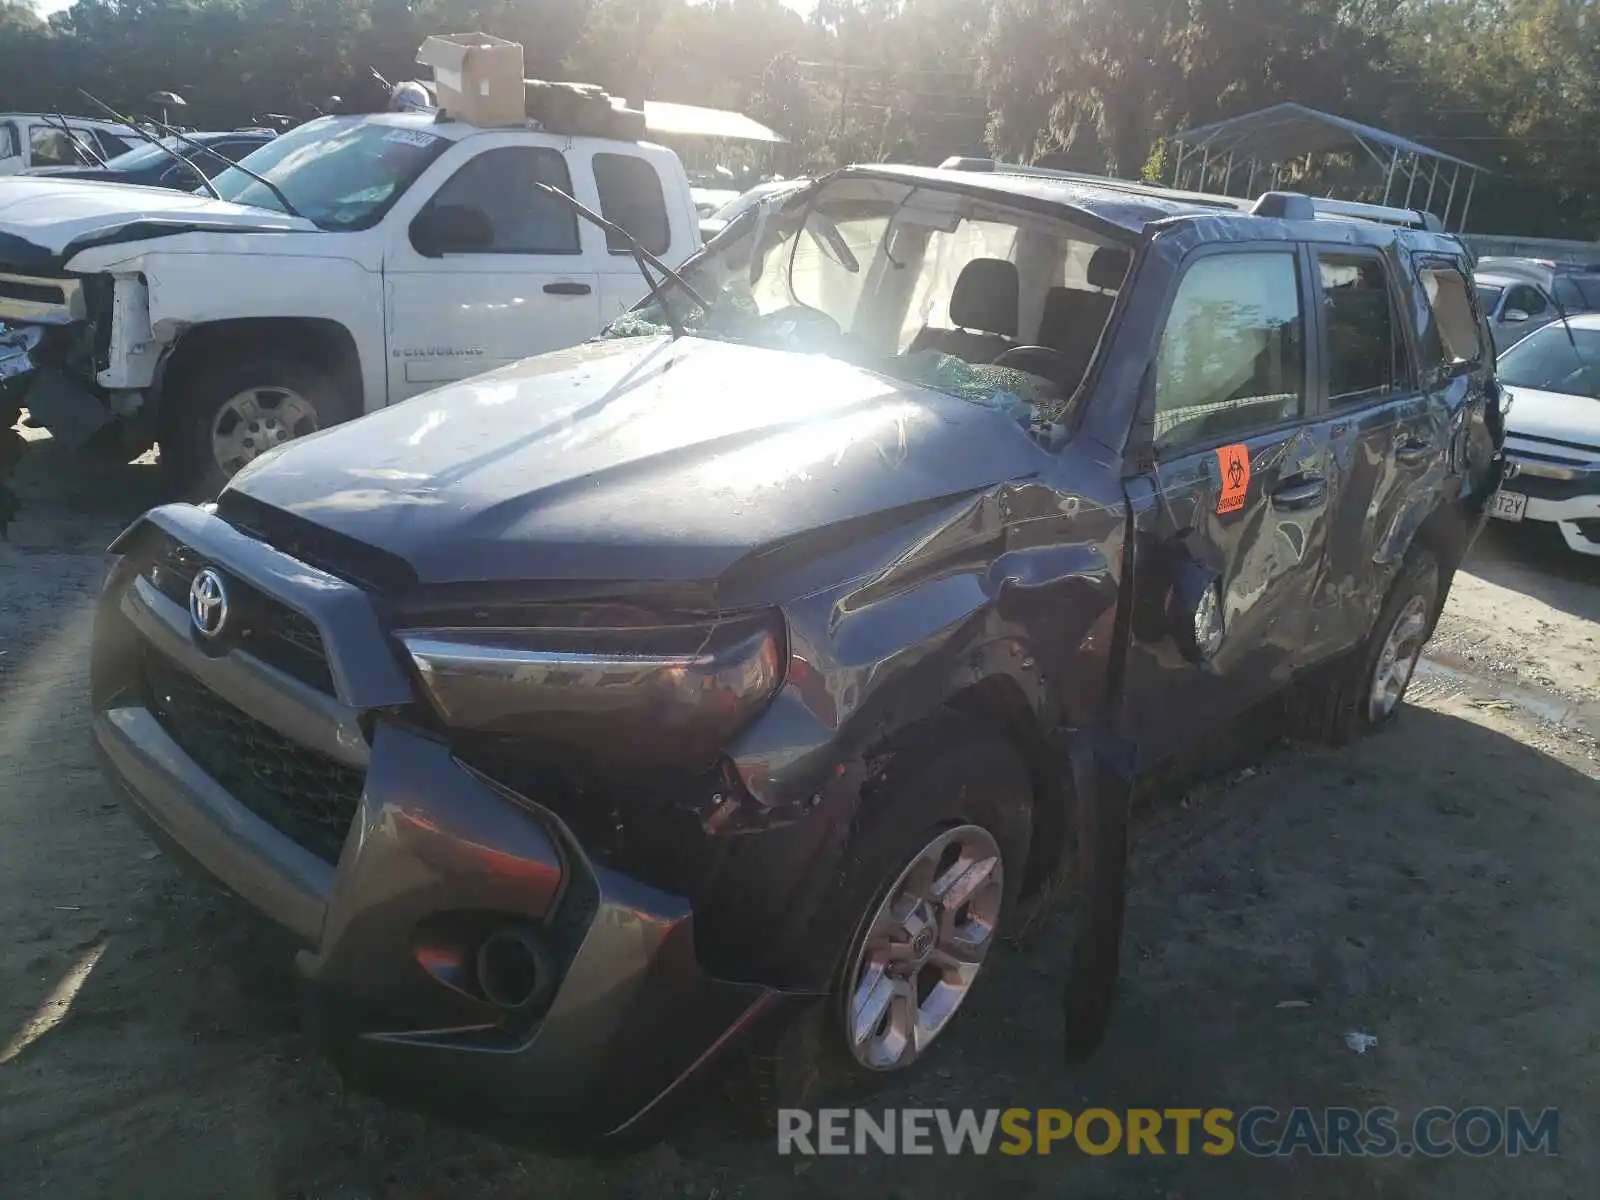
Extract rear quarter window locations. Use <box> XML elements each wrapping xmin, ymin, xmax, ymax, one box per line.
<box><xmin>593</xmin><ymin>153</ymin><xmax>671</xmax><ymax>256</ymax></box>
<box><xmin>1416</xmin><ymin>263</ymin><xmax>1484</xmax><ymax>371</ymax></box>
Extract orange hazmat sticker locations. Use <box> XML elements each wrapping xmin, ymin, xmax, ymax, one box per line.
<box><xmin>1215</xmin><ymin>443</ymin><xmax>1251</xmax><ymax>514</ymax></box>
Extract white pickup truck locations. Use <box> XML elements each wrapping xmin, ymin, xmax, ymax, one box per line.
<box><xmin>0</xmin><ymin>108</ymin><xmax>700</xmax><ymax>492</ymax></box>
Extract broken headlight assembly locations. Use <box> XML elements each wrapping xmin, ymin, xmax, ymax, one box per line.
<box><xmin>396</xmin><ymin>613</ymin><xmax>787</xmax><ymax>767</ymax></box>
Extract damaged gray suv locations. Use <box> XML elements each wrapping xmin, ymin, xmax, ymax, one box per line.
<box><xmin>90</xmin><ymin>161</ymin><xmax>1506</xmax><ymax>1143</ymax></box>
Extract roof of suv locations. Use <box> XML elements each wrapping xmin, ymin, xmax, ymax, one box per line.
<box><xmin>843</xmin><ymin>162</ymin><xmax>1456</xmax><ymax>252</ymax></box>
<box><xmin>852</xmin><ymin>164</ymin><xmax>1233</xmax><ymax>237</ymax></box>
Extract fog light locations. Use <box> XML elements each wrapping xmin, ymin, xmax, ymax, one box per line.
<box><xmin>475</xmin><ymin>926</ymin><xmax>555</xmax><ymax>1012</ymax></box>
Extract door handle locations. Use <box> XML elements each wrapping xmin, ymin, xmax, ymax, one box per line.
<box><xmin>543</xmin><ymin>281</ymin><xmax>592</xmax><ymax>296</ymax></box>
<box><xmin>1395</xmin><ymin>437</ymin><xmax>1433</xmax><ymax>466</ymax></box>
<box><xmin>1270</xmin><ymin>476</ymin><xmax>1327</xmax><ymax>511</ymax></box>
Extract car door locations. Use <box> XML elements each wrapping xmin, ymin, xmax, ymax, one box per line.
<box><xmin>1119</xmin><ymin>241</ymin><xmax>1335</xmax><ymax>770</ymax></box>
<box><xmin>1299</xmin><ymin>243</ymin><xmax>1433</xmax><ymax>663</ymax></box>
<box><xmin>384</xmin><ymin>142</ymin><xmax>600</xmax><ymax>402</ymax></box>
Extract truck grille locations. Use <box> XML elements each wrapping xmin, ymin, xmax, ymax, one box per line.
<box><xmin>0</xmin><ymin>270</ymin><xmax>84</xmax><ymax>324</ymax></box>
<box><xmin>141</xmin><ymin>649</ymin><xmax>365</xmax><ymax>864</ymax></box>
<box><xmin>146</xmin><ymin>535</ymin><xmax>336</xmax><ymax>695</ymax></box>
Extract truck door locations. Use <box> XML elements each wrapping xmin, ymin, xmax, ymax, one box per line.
<box><xmin>587</xmin><ymin>150</ymin><xmax>682</xmax><ymax>324</ymax></box>
<box><xmin>1119</xmin><ymin>242</ymin><xmax>1334</xmax><ymax>770</ymax></box>
<box><xmin>385</xmin><ymin>144</ymin><xmax>599</xmax><ymax>402</ymax></box>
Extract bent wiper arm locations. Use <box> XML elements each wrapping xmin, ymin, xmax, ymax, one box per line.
<box><xmin>531</xmin><ymin>182</ymin><xmax>709</xmax><ymax>313</ymax></box>
<box><xmin>632</xmin><ymin>246</ymin><xmax>685</xmax><ymax>339</ymax></box>
<box><xmin>75</xmin><ymin>90</ymin><xmax>222</xmax><ymax>200</ymax></box>
<box><xmin>144</xmin><ymin>116</ymin><xmax>304</xmax><ymax>220</ymax></box>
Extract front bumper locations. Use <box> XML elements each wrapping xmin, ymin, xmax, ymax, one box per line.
<box><xmin>90</xmin><ymin>505</ymin><xmax>809</xmax><ymax>1142</ymax></box>
<box><xmin>1498</xmin><ymin>452</ymin><xmax>1600</xmax><ymax>556</ymax></box>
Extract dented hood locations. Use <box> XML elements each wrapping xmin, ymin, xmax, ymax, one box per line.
<box><xmin>227</xmin><ymin>336</ymin><xmax>1051</xmax><ymax>587</ymax></box>
<box><xmin>0</xmin><ymin>175</ymin><xmax>312</xmax><ymax>261</ymax></box>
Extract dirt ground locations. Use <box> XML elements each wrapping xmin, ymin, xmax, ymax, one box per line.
<box><xmin>1</xmin><ymin>437</ymin><xmax>1597</xmax><ymax>1199</ymax></box>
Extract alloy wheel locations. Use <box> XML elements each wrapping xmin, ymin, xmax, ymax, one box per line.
<box><xmin>1369</xmin><ymin>593</ymin><xmax>1429</xmax><ymax>722</ymax></box>
<box><xmin>843</xmin><ymin>823</ymin><xmax>1005</xmax><ymax>1071</ymax></box>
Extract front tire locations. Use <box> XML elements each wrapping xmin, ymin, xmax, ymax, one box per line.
<box><xmin>741</xmin><ymin>729</ymin><xmax>1033</xmax><ymax>1114</ymax></box>
<box><xmin>162</xmin><ymin>351</ymin><xmax>357</xmax><ymax>498</ymax></box>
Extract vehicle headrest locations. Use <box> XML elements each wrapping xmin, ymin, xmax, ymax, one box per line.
<box><xmin>948</xmin><ymin>258</ymin><xmax>1019</xmax><ymax>337</ymax></box>
<box><xmin>1088</xmin><ymin>246</ymin><xmax>1131</xmax><ymax>292</ymax></box>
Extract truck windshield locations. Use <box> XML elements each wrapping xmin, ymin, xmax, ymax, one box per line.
<box><xmin>603</xmin><ymin>175</ymin><xmax>1126</xmax><ymax>415</ymax></box>
<box><xmin>209</xmin><ymin>119</ymin><xmax>449</xmax><ymax>230</ymax></box>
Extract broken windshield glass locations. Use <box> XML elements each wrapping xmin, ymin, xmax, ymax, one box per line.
<box><xmin>601</xmin><ymin>174</ymin><xmax>1127</xmax><ymax>418</ymax></box>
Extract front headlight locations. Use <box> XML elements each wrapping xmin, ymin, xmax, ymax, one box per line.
<box><xmin>396</xmin><ymin>613</ymin><xmax>785</xmax><ymax>766</ymax></box>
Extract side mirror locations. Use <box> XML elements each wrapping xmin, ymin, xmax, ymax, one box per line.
<box><xmin>1502</xmin><ymin>308</ymin><xmax>1530</xmax><ymax>323</ymax></box>
<box><xmin>160</xmin><ymin>164</ymin><xmax>198</xmax><ymax>187</ymax></box>
<box><xmin>411</xmin><ymin>204</ymin><xmax>494</xmax><ymax>258</ymax></box>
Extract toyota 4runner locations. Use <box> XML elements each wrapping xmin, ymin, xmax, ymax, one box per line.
<box><xmin>90</xmin><ymin>162</ymin><xmax>1506</xmax><ymax>1143</ymax></box>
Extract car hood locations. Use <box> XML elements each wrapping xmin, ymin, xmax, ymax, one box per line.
<box><xmin>228</xmin><ymin>336</ymin><xmax>1049</xmax><ymax>588</ymax></box>
<box><xmin>0</xmin><ymin>175</ymin><xmax>311</xmax><ymax>259</ymax></box>
<box><xmin>1503</xmin><ymin>385</ymin><xmax>1600</xmax><ymax>449</ymax></box>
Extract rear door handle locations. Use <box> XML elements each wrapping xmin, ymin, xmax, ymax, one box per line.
<box><xmin>1395</xmin><ymin>437</ymin><xmax>1433</xmax><ymax>466</ymax></box>
<box><xmin>543</xmin><ymin>281</ymin><xmax>592</xmax><ymax>296</ymax></box>
<box><xmin>1270</xmin><ymin>476</ymin><xmax>1327</xmax><ymax>511</ymax></box>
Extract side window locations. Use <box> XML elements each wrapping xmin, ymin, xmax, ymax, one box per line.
<box><xmin>194</xmin><ymin>141</ymin><xmax>259</xmax><ymax>179</ymax></box>
<box><xmin>92</xmin><ymin>130</ymin><xmax>131</xmax><ymax>160</ymax></box>
<box><xmin>29</xmin><ymin>125</ymin><xmax>84</xmax><ymax>167</ymax></box>
<box><xmin>0</xmin><ymin>121</ymin><xmax>19</xmax><ymax>160</ymax></box>
<box><xmin>1553</xmin><ymin>278</ymin><xmax>1585</xmax><ymax>311</ymax></box>
<box><xmin>593</xmin><ymin>153</ymin><xmax>670</xmax><ymax>256</ymax></box>
<box><xmin>1154</xmin><ymin>252</ymin><xmax>1305</xmax><ymax>449</ymax></box>
<box><xmin>1416</xmin><ymin>263</ymin><xmax>1484</xmax><ymax>371</ymax></box>
<box><xmin>421</xmin><ymin>147</ymin><xmax>580</xmax><ymax>254</ymax></box>
<box><xmin>1318</xmin><ymin>253</ymin><xmax>1408</xmax><ymax>404</ymax></box>
<box><xmin>1507</xmin><ymin>283</ymin><xmax>1548</xmax><ymax>317</ymax></box>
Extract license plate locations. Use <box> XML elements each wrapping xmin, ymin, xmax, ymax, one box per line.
<box><xmin>1491</xmin><ymin>489</ymin><xmax>1527</xmax><ymax>522</ymax></box>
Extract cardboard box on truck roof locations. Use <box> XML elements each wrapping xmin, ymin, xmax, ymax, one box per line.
<box><xmin>416</xmin><ymin>32</ymin><xmax>525</xmax><ymax>127</ymax></box>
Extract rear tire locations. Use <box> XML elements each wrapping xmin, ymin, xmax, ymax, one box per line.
<box><xmin>161</xmin><ymin>350</ymin><xmax>357</xmax><ymax>499</ymax></box>
<box><xmin>1294</xmin><ymin>547</ymin><xmax>1440</xmax><ymax>745</ymax></box>
<box><xmin>738</xmin><ymin>728</ymin><xmax>1033</xmax><ymax>1118</ymax></box>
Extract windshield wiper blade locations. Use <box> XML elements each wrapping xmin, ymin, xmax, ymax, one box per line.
<box><xmin>143</xmin><ymin>115</ymin><xmax>304</xmax><ymax>219</ymax></box>
<box><xmin>530</xmin><ymin>182</ymin><xmax>709</xmax><ymax>336</ymax></box>
<box><xmin>75</xmin><ymin>90</ymin><xmax>223</xmax><ymax>199</ymax></box>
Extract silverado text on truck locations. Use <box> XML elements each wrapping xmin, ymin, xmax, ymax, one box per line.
<box><xmin>91</xmin><ymin>164</ymin><xmax>1505</xmax><ymax>1144</ymax></box>
<box><xmin>0</xmin><ymin>102</ymin><xmax>699</xmax><ymax>493</ymax></box>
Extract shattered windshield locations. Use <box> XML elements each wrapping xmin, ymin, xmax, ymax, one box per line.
<box><xmin>603</xmin><ymin>176</ymin><xmax>1130</xmax><ymax>416</ymax></box>
<box><xmin>208</xmin><ymin>118</ymin><xmax>449</xmax><ymax>230</ymax></box>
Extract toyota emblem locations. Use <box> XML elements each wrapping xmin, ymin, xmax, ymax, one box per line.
<box><xmin>188</xmin><ymin>568</ymin><xmax>229</xmax><ymax>639</ymax></box>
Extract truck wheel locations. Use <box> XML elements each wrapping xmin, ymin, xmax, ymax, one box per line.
<box><xmin>164</xmin><ymin>351</ymin><xmax>357</xmax><ymax>498</ymax></box>
<box><xmin>1295</xmin><ymin>547</ymin><xmax>1440</xmax><ymax>745</ymax></box>
<box><xmin>740</xmin><ymin>729</ymin><xmax>1033</xmax><ymax>1116</ymax></box>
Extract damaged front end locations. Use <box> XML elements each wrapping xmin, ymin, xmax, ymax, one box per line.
<box><xmin>0</xmin><ymin>264</ymin><xmax>125</xmax><ymax>446</ymax></box>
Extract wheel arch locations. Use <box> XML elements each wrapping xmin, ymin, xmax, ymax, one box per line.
<box><xmin>151</xmin><ymin>316</ymin><xmax>364</xmax><ymax>424</ymax></box>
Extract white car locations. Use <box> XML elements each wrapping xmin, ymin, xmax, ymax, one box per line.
<box><xmin>0</xmin><ymin>106</ymin><xmax>700</xmax><ymax>493</ymax></box>
<box><xmin>1490</xmin><ymin>313</ymin><xmax>1600</xmax><ymax>555</ymax></box>
<box><xmin>0</xmin><ymin>114</ymin><xmax>136</xmax><ymax>175</ymax></box>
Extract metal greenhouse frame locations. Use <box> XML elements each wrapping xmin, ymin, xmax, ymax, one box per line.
<box><xmin>1168</xmin><ymin>102</ymin><xmax>1485</xmax><ymax>232</ymax></box>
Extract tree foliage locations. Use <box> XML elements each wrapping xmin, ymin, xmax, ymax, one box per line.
<box><xmin>0</xmin><ymin>0</ymin><xmax>1594</xmax><ymax>235</ymax></box>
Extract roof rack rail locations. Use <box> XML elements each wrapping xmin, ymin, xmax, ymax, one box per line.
<box><xmin>937</xmin><ymin>155</ymin><xmax>1243</xmax><ymax>211</ymax></box>
<box><xmin>1252</xmin><ymin>191</ymin><xmax>1444</xmax><ymax>232</ymax></box>
<box><xmin>939</xmin><ymin>157</ymin><xmax>1445</xmax><ymax>233</ymax></box>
